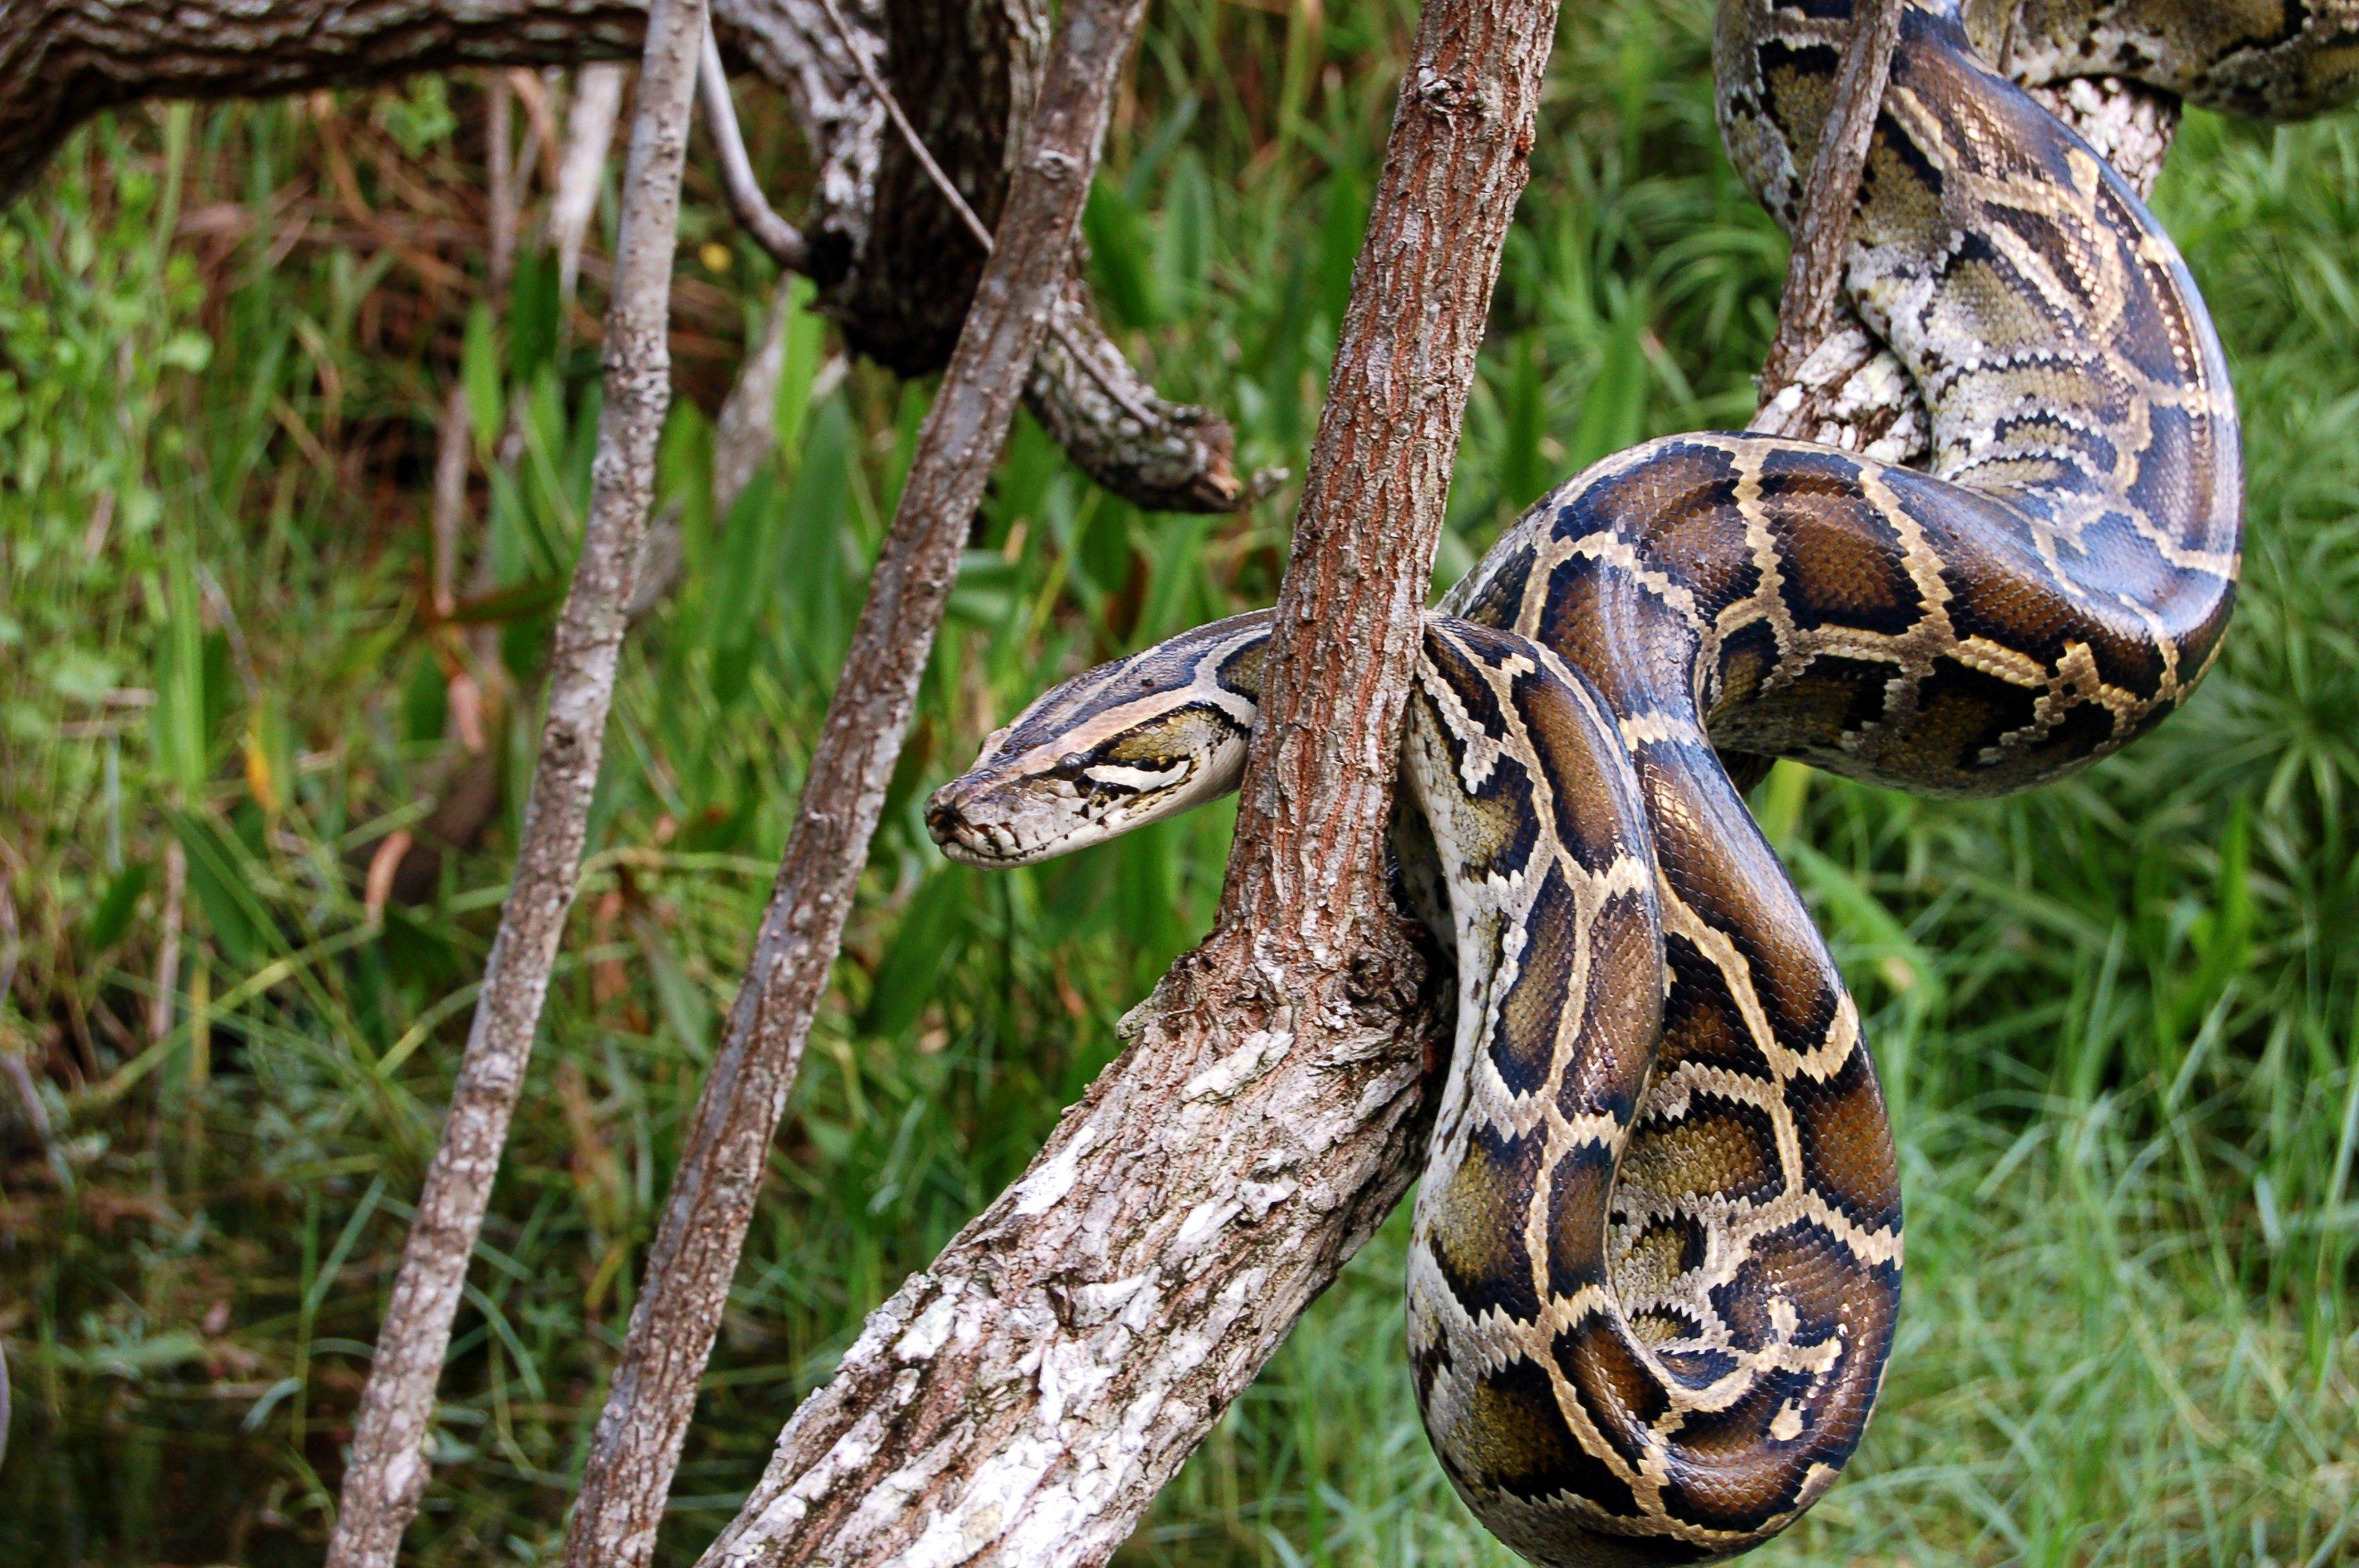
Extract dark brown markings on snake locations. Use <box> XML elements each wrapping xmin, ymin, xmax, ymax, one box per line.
<box><xmin>1453</xmin><ymin>1352</ymin><xmax>1644</xmax><ymax>1519</ymax></box>
<box><xmin>1557</xmin><ymin>887</ymin><xmax>1667</xmax><ymax>1124</ymax></box>
<box><xmin>1655</xmin><ymin>932</ymin><xmax>1778</xmax><ymax>1080</ymax></box>
<box><xmin>1641</xmin><ymin>488</ymin><xmax>1758</xmax><ymax>613</ymax></box>
<box><xmin>1551</xmin><ymin>1316</ymin><xmax>1674</xmax><ymax>1475</ymax></box>
<box><xmin>1622</xmin><ymin>1095</ymin><xmax>1790</xmax><ymax>1213</ymax></box>
<box><xmin>1721</xmin><ymin>1222</ymin><xmax>1896</xmax><ymax>1357</ymax></box>
<box><xmin>1489</xmin><ymin>866</ymin><xmax>1586</xmax><ymax>1099</ymax></box>
<box><xmin>1652</xmin><ymin>789</ymin><xmax>1846</xmax><ymax>1051</ymax></box>
<box><xmin>1793</xmin><ymin>1045</ymin><xmax>1903</xmax><ymax>1231</ymax></box>
<box><xmin>1655</xmin><ymin>1379</ymin><xmax>1838</xmax><ymax>1530</ymax></box>
<box><xmin>1532</xmin><ymin>563</ymin><xmax>1705</xmax><ymax>720</ymax></box>
<box><xmin>1518</xmin><ymin>700</ymin><xmax>1655</xmax><ymax>877</ymax></box>
<box><xmin>1863</xmin><ymin>659</ymin><xmax>2047</xmax><ymax>779</ymax></box>
<box><xmin>1757</xmin><ymin>652</ymin><xmax>1908</xmax><ymax>752</ymax></box>
<box><xmin>1708</xmin><ymin>621</ymin><xmax>1787</xmax><ymax>721</ymax></box>
<box><xmin>1427</xmin><ymin>1121</ymin><xmax>1550</xmax><ymax>1325</ymax></box>
<box><xmin>1758</xmin><ymin>452</ymin><xmax>1929</xmax><ymax>638</ymax></box>
<box><xmin>1544</xmin><ymin>1141</ymin><xmax>1619</xmax><ymax>1294</ymax></box>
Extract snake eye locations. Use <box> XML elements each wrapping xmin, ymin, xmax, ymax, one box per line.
<box><xmin>1058</xmin><ymin>751</ymin><xmax>1088</xmax><ymax>774</ymax></box>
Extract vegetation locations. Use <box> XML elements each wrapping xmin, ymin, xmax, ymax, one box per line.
<box><xmin>2</xmin><ymin>1</ymin><xmax>2354</xmax><ymax>1563</ymax></box>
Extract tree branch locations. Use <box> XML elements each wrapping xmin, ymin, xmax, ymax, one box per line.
<box><xmin>322</xmin><ymin>0</ymin><xmax>712</xmax><ymax>1559</ymax></box>
<box><xmin>689</xmin><ymin>0</ymin><xmax>1558</xmax><ymax>1562</ymax></box>
<box><xmin>1751</xmin><ymin>0</ymin><xmax>1903</xmax><ymax>435</ymax></box>
<box><xmin>555</xmin><ymin>1</ymin><xmax>1148</xmax><ymax>1561</ymax></box>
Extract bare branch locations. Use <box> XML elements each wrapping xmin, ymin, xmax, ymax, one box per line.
<box><xmin>322</xmin><ymin>0</ymin><xmax>713</xmax><ymax>1558</ymax></box>
<box><xmin>556</xmin><ymin>2</ymin><xmax>1151</xmax><ymax>1559</ymax></box>
<box><xmin>551</xmin><ymin>63</ymin><xmax>631</xmax><ymax>306</ymax></box>
<box><xmin>428</xmin><ymin>383</ymin><xmax>472</xmax><ymax>620</ymax></box>
<box><xmin>700</xmin><ymin>27</ymin><xmax>809</xmax><ymax>270</ymax></box>
<box><xmin>692</xmin><ymin>0</ymin><xmax>1560</xmax><ymax>1561</ymax></box>
<box><xmin>488</xmin><ymin>73</ymin><xmax>522</xmax><ymax>290</ymax></box>
<box><xmin>1752</xmin><ymin>0</ymin><xmax>1904</xmax><ymax>434</ymax></box>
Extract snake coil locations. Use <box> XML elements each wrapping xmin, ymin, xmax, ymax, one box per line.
<box><xmin>927</xmin><ymin>2</ymin><xmax>2359</xmax><ymax>1561</ymax></box>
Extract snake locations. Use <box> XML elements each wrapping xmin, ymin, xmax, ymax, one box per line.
<box><xmin>923</xmin><ymin>2</ymin><xmax>2359</xmax><ymax>1561</ymax></box>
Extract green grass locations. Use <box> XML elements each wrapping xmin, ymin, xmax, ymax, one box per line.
<box><xmin>2</xmin><ymin>1</ymin><xmax>2355</xmax><ymax>1563</ymax></box>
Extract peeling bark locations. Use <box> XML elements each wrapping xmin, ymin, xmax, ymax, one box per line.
<box><xmin>690</xmin><ymin>0</ymin><xmax>1561</xmax><ymax>1561</ymax></box>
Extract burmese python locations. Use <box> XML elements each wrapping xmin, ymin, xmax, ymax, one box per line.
<box><xmin>925</xmin><ymin>2</ymin><xmax>2359</xmax><ymax>1560</ymax></box>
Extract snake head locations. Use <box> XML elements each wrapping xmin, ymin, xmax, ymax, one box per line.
<box><xmin>927</xmin><ymin>612</ymin><xmax>1274</xmax><ymax>866</ymax></box>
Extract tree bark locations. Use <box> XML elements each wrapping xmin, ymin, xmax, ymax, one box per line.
<box><xmin>1751</xmin><ymin>0</ymin><xmax>1904</xmax><ymax>434</ymax></box>
<box><xmin>689</xmin><ymin>0</ymin><xmax>1559</xmax><ymax>1563</ymax></box>
<box><xmin>1</xmin><ymin>0</ymin><xmax>1246</xmax><ymax>513</ymax></box>
<box><xmin>321</xmin><ymin>0</ymin><xmax>710</xmax><ymax>1559</ymax></box>
<box><xmin>557</xmin><ymin>2</ymin><xmax>1147</xmax><ymax>1562</ymax></box>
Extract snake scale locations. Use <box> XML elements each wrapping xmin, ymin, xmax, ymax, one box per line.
<box><xmin>925</xmin><ymin>2</ymin><xmax>2359</xmax><ymax>1561</ymax></box>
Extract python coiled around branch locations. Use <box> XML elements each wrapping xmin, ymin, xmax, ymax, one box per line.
<box><xmin>925</xmin><ymin>2</ymin><xmax>2359</xmax><ymax>1561</ymax></box>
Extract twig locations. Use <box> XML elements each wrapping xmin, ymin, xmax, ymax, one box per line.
<box><xmin>1752</xmin><ymin>0</ymin><xmax>1904</xmax><ymax>434</ymax></box>
<box><xmin>427</xmin><ymin>383</ymin><xmax>471</xmax><ymax>621</ymax></box>
<box><xmin>699</xmin><ymin>27</ymin><xmax>809</xmax><ymax>270</ymax></box>
<box><xmin>148</xmin><ymin>840</ymin><xmax>184</xmax><ymax>1047</ymax></box>
<box><xmin>550</xmin><ymin>62</ymin><xmax>629</xmax><ymax>307</ymax></box>
<box><xmin>322</xmin><ymin>0</ymin><xmax>714</xmax><ymax>1559</ymax></box>
<box><xmin>690</xmin><ymin>0</ymin><xmax>1557</xmax><ymax>1555</ymax></box>
<box><xmin>558</xmin><ymin>1</ymin><xmax>1154</xmax><ymax>1562</ymax></box>
<box><xmin>487</xmin><ymin>73</ymin><xmax>521</xmax><ymax>292</ymax></box>
<box><xmin>508</xmin><ymin>66</ymin><xmax>565</xmax><ymax>193</ymax></box>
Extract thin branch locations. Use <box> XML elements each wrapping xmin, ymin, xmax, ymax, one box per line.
<box><xmin>487</xmin><ymin>72</ymin><xmax>522</xmax><ymax>291</ymax></box>
<box><xmin>691</xmin><ymin>0</ymin><xmax>1559</xmax><ymax>1556</ymax></box>
<box><xmin>427</xmin><ymin>383</ymin><xmax>471</xmax><ymax>621</ymax></box>
<box><xmin>1752</xmin><ymin>0</ymin><xmax>1904</xmax><ymax>434</ymax></box>
<box><xmin>147</xmin><ymin>840</ymin><xmax>184</xmax><ymax>1047</ymax></box>
<box><xmin>322</xmin><ymin>0</ymin><xmax>714</xmax><ymax>1559</ymax></box>
<box><xmin>551</xmin><ymin>62</ymin><xmax>630</xmax><ymax>308</ymax></box>
<box><xmin>700</xmin><ymin>26</ymin><xmax>809</xmax><ymax>270</ymax></box>
<box><xmin>557</xmin><ymin>2</ymin><xmax>1154</xmax><ymax>1562</ymax></box>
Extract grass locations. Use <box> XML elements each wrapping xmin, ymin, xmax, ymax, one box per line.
<box><xmin>2</xmin><ymin>0</ymin><xmax>2355</xmax><ymax>1563</ymax></box>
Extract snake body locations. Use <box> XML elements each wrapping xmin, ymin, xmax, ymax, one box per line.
<box><xmin>926</xmin><ymin>2</ymin><xmax>2357</xmax><ymax>1560</ymax></box>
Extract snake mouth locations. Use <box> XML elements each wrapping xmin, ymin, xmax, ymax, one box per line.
<box><xmin>925</xmin><ymin>779</ymin><xmax>1092</xmax><ymax>867</ymax></box>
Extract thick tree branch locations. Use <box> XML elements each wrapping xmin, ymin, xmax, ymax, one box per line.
<box><xmin>556</xmin><ymin>2</ymin><xmax>1147</xmax><ymax>1562</ymax></box>
<box><xmin>690</xmin><ymin>0</ymin><xmax>1558</xmax><ymax>1563</ymax></box>
<box><xmin>322</xmin><ymin>0</ymin><xmax>711</xmax><ymax>1559</ymax></box>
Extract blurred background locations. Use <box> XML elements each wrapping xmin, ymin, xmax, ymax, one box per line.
<box><xmin>1</xmin><ymin>0</ymin><xmax>2355</xmax><ymax>1562</ymax></box>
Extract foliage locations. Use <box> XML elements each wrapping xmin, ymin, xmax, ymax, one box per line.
<box><xmin>1</xmin><ymin>2</ymin><xmax>2354</xmax><ymax>1563</ymax></box>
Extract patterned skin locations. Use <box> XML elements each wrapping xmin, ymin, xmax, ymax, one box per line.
<box><xmin>927</xmin><ymin>2</ymin><xmax>2356</xmax><ymax>1561</ymax></box>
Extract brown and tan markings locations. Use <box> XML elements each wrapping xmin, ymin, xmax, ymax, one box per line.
<box><xmin>927</xmin><ymin>2</ymin><xmax>2357</xmax><ymax>1562</ymax></box>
